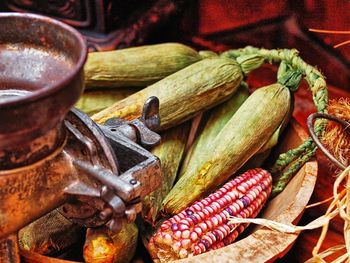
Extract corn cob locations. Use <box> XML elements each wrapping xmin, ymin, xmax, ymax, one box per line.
<box><xmin>75</xmin><ymin>88</ymin><xmax>139</xmax><ymax>115</ymax></box>
<box><xmin>84</xmin><ymin>43</ymin><xmax>202</xmax><ymax>89</ymax></box>
<box><xmin>143</xmin><ymin>122</ymin><xmax>191</xmax><ymax>223</ymax></box>
<box><xmin>92</xmin><ymin>57</ymin><xmax>243</xmax><ymax>130</ymax></box>
<box><xmin>162</xmin><ymin>83</ymin><xmax>291</xmax><ymax>214</ymax></box>
<box><xmin>148</xmin><ymin>168</ymin><xmax>272</xmax><ymax>262</ymax></box>
<box><xmin>83</xmin><ymin>228</ymin><xmax>116</xmax><ymax>263</ymax></box>
<box><xmin>83</xmin><ymin>222</ymin><xmax>138</xmax><ymax>263</ymax></box>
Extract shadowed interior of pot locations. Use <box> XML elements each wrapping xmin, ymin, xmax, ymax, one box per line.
<box><xmin>0</xmin><ymin>44</ymin><xmax>74</xmax><ymax>100</ymax></box>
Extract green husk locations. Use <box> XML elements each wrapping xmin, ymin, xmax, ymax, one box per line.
<box><xmin>110</xmin><ymin>223</ymin><xmax>138</xmax><ymax>263</ymax></box>
<box><xmin>198</xmin><ymin>50</ymin><xmax>218</xmax><ymax>59</ymax></box>
<box><xmin>238</xmin><ymin>102</ymin><xmax>293</xmax><ymax>172</ymax></box>
<box><xmin>18</xmin><ymin>210</ymin><xmax>84</xmax><ymax>255</ymax></box>
<box><xmin>84</xmin><ymin>43</ymin><xmax>202</xmax><ymax>89</ymax></box>
<box><xmin>92</xmin><ymin>57</ymin><xmax>244</xmax><ymax>131</ymax></box>
<box><xmin>162</xmin><ymin>83</ymin><xmax>292</xmax><ymax>215</ymax></box>
<box><xmin>239</xmin><ymin>149</ymin><xmax>273</xmax><ymax>172</ymax></box>
<box><xmin>221</xmin><ymin>46</ymin><xmax>328</xmax><ymax>196</ymax></box>
<box><xmin>142</xmin><ymin>122</ymin><xmax>190</xmax><ymax>224</ymax></box>
<box><xmin>75</xmin><ymin>88</ymin><xmax>139</xmax><ymax>115</ymax></box>
<box><xmin>179</xmin><ymin>84</ymin><xmax>250</xmax><ymax>180</ymax></box>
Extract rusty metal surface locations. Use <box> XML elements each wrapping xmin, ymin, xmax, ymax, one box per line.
<box><xmin>60</xmin><ymin>100</ymin><xmax>161</xmax><ymax>231</ymax></box>
<box><xmin>0</xmin><ymin>147</ymin><xmax>75</xmax><ymax>239</ymax></box>
<box><xmin>0</xmin><ymin>13</ymin><xmax>162</xmax><ymax>262</ymax></box>
<box><xmin>0</xmin><ymin>104</ymin><xmax>162</xmax><ymax>260</ymax></box>
<box><xmin>0</xmin><ymin>106</ymin><xmax>161</xmax><ymax>260</ymax></box>
<box><xmin>0</xmin><ymin>235</ymin><xmax>20</xmax><ymax>263</ymax></box>
<box><xmin>0</xmin><ymin>13</ymin><xmax>87</xmax><ymax>153</ymax></box>
<box><xmin>0</xmin><ymin>125</ymin><xmax>66</xmax><ymax>170</ymax></box>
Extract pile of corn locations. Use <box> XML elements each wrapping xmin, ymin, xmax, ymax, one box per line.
<box><xmin>21</xmin><ymin>43</ymin><xmax>328</xmax><ymax>262</ymax></box>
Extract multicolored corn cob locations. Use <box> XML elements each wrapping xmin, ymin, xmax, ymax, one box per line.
<box><xmin>148</xmin><ymin>168</ymin><xmax>272</xmax><ymax>262</ymax></box>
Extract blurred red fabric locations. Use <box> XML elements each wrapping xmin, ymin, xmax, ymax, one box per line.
<box><xmin>198</xmin><ymin>0</ymin><xmax>350</xmax><ymax>62</ymax></box>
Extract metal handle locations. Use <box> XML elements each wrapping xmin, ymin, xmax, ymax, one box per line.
<box><xmin>307</xmin><ymin>112</ymin><xmax>349</xmax><ymax>170</ymax></box>
<box><xmin>102</xmin><ymin>96</ymin><xmax>161</xmax><ymax>148</ymax></box>
<box><xmin>140</xmin><ymin>96</ymin><xmax>160</xmax><ymax>131</ymax></box>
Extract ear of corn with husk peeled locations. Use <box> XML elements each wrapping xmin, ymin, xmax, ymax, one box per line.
<box><xmin>92</xmin><ymin>57</ymin><xmax>244</xmax><ymax>130</ymax></box>
<box><xmin>148</xmin><ymin>168</ymin><xmax>272</xmax><ymax>262</ymax></box>
<box><xmin>83</xmin><ymin>222</ymin><xmax>138</xmax><ymax>263</ymax></box>
<box><xmin>162</xmin><ymin>83</ymin><xmax>292</xmax><ymax>215</ymax></box>
<box><xmin>84</xmin><ymin>43</ymin><xmax>202</xmax><ymax>89</ymax></box>
<box><xmin>142</xmin><ymin>122</ymin><xmax>191</xmax><ymax>223</ymax></box>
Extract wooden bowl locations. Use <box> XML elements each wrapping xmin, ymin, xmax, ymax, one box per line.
<box><xmin>20</xmin><ymin>119</ymin><xmax>317</xmax><ymax>263</ymax></box>
<box><xmin>176</xmin><ymin>119</ymin><xmax>318</xmax><ymax>263</ymax></box>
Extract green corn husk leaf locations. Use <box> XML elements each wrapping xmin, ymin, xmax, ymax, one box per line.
<box><xmin>142</xmin><ymin>122</ymin><xmax>191</xmax><ymax>223</ymax></box>
<box><xmin>83</xmin><ymin>222</ymin><xmax>138</xmax><ymax>263</ymax></box>
<box><xmin>239</xmin><ymin>149</ymin><xmax>273</xmax><ymax>172</ymax></box>
<box><xmin>162</xmin><ymin>83</ymin><xmax>292</xmax><ymax>215</ymax></box>
<box><xmin>235</xmin><ymin>54</ymin><xmax>265</xmax><ymax>75</ymax></box>
<box><xmin>18</xmin><ymin>210</ymin><xmax>84</xmax><ymax>255</ymax></box>
<box><xmin>198</xmin><ymin>50</ymin><xmax>218</xmax><ymax>59</ymax></box>
<box><xmin>179</xmin><ymin>84</ymin><xmax>250</xmax><ymax>180</ymax></box>
<box><xmin>258</xmin><ymin>91</ymin><xmax>293</xmax><ymax>154</ymax></box>
<box><xmin>238</xmin><ymin>100</ymin><xmax>293</xmax><ymax>173</ymax></box>
<box><xmin>84</xmin><ymin>43</ymin><xmax>202</xmax><ymax>89</ymax></box>
<box><xmin>75</xmin><ymin>88</ymin><xmax>139</xmax><ymax>115</ymax></box>
<box><xmin>92</xmin><ymin>57</ymin><xmax>244</xmax><ymax>131</ymax></box>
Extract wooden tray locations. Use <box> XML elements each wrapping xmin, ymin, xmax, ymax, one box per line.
<box><xmin>176</xmin><ymin>119</ymin><xmax>318</xmax><ymax>263</ymax></box>
<box><xmin>21</xmin><ymin>119</ymin><xmax>317</xmax><ymax>263</ymax></box>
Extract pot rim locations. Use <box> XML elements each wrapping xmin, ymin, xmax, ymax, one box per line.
<box><xmin>0</xmin><ymin>12</ymin><xmax>87</xmax><ymax>109</ymax></box>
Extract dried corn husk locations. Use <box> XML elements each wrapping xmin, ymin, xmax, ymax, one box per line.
<box><xmin>75</xmin><ymin>88</ymin><xmax>139</xmax><ymax>116</ymax></box>
<box><xmin>18</xmin><ymin>210</ymin><xmax>83</xmax><ymax>255</ymax></box>
<box><xmin>239</xmin><ymin>149</ymin><xmax>273</xmax><ymax>172</ymax></box>
<box><xmin>142</xmin><ymin>122</ymin><xmax>190</xmax><ymax>223</ymax></box>
<box><xmin>322</xmin><ymin>98</ymin><xmax>350</xmax><ymax>167</ymax></box>
<box><xmin>181</xmin><ymin>80</ymin><xmax>285</xmax><ymax>180</ymax></box>
<box><xmin>162</xmin><ymin>83</ymin><xmax>292</xmax><ymax>214</ymax></box>
<box><xmin>84</xmin><ymin>43</ymin><xmax>202</xmax><ymax>89</ymax></box>
<box><xmin>83</xmin><ymin>222</ymin><xmax>138</xmax><ymax>263</ymax></box>
<box><xmin>92</xmin><ymin>57</ymin><xmax>244</xmax><ymax>130</ymax></box>
<box><xmin>239</xmin><ymin>92</ymin><xmax>294</xmax><ymax>171</ymax></box>
<box><xmin>179</xmin><ymin>84</ymin><xmax>249</xmax><ymax>180</ymax></box>
<box><xmin>198</xmin><ymin>50</ymin><xmax>218</xmax><ymax>59</ymax></box>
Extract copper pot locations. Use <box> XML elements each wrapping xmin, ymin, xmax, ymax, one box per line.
<box><xmin>0</xmin><ymin>13</ymin><xmax>87</xmax><ymax>168</ymax></box>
